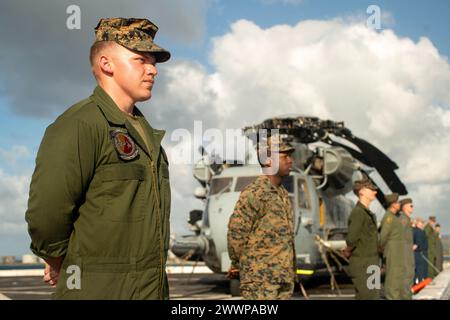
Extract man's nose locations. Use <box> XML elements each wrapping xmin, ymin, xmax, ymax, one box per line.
<box><xmin>147</xmin><ymin>64</ymin><xmax>158</xmax><ymax>76</ymax></box>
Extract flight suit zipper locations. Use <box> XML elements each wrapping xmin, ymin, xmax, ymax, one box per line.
<box><xmin>150</xmin><ymin>159</ymin><xmax>165</xmax><ymax>299</ymax></box>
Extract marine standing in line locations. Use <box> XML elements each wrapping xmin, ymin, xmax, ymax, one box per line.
<box><xmin>227</xmin><ymin>134</ymin><xmax>296</xmax><ymax>300</ymax></box>
<box><xmin>412</xmin><ymin>217</ymin><xmax>428</xmax><ymax>283</ymax></box>
<box><xmin>25</xmin><ymin>18</ymin><xmax>172</xmax><ymax>299</ymax></box>
<box><xmin>398</xmin><ymin>198</ymin><xmax>415</xmax><ymax>300</ymax></box>
<box><xmin>434</xmin><ymin>223</ymin><xmax>444</xmax><ymax>273</ymax></box>
<box><xmin>342</xmin><ymin>178</ymin><xmax>380</xmax><ymax>300</ymax></box>
<box><xmin>424</xmin><ymin>216</ymin><xmax>438</xmax><ymax>278</ymax></box>
<box><xmin>379</xmin><ymin>193</ymin><xmax>405</xmax><ymax>300</ymax></box>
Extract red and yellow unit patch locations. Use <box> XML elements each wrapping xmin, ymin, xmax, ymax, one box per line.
<box><xmin>110</xmin><ymin>129</ymin><xmax>139</xmax><ymax>160</ymax></box>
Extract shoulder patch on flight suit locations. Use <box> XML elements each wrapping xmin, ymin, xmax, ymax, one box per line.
<box><xmin>110</xmin><ymin>128</ymin><xmax>139</xmax><ymax>160</ymax></box>
<box><xmin>386</xmin><ymin>216</ymin><xmax>393</xmax><ymax>224</ymax></box>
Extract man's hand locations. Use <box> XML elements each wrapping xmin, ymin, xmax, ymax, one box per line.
<box><xmin>413</xmin><ymin>244</ymin><xmax>418</xmax><ymax>251</ymax></box>
<box><xmin>43</xmin><ymin>256</ymin><xmax>64</xmax><ymax>287</ymax></box>
<box><xmin>226</xmin><ymin>267</ymin><xmax>239</xmax><ymax>280</ymax></box>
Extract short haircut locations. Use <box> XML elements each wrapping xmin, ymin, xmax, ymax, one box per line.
<box><xmin>89</xmin><ymin>41</ymin><xmax>116</xmax><ymax>66</ymax></box>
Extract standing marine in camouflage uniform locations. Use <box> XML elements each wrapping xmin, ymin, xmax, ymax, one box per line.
<box><xmin>398</xmin><ymin>198</ymin><xmax>415</xmax><ymax>300</ymax></box>
<box><xmin>227</xmin><ymin>134</ymin><xmax>296</xmax><ymax>300</ymax></box>
<box><xmin>379</xmin><ymin>193</ymin><xmax>405</xmax><ymax>300</ymax></box>
<box><xmin>342</xmin><ymin>178</ymin><xmax>380</xmax><ymax>300</ymax></box>
<box><xmin>424</xmin><ymin>216</ymin><xmax>439</xmax><ymax>278</ymax></box>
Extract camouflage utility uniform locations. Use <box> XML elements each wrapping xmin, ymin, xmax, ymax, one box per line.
<box><xmin>227</xmin><ymin>175</ymin><xmax>296</xmax><ymax>300</ymax></box>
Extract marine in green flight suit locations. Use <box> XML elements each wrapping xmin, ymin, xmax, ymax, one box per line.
<box><xmin>424</xmin><ymin>216</ymin><xmax>438</xmax><ymax>278</ymax></box>
<box><xmin>25</xmin><ymin>18</ymin><xmax>172</xmax><ymax>299</ymax></box>
<box><xmin>343</xmin><ymin>178</ymin><xmax>380</xmax><ymax>300</ymax></box>
<box><xmin>398</xmin><ymin>198</ymin><xmax>415</xmax><ymax>300</ymax></box>
<box><xmin>379</xmin><ymin>193</ymin><xmax>405</xmax><ymax>300</ymax></box>
<box><xmin>434</xmin><ymin>224</ymin><xmax>444</xmax><ymax>273</ymax></box>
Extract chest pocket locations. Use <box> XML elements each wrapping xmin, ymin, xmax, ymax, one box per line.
<box><xmin>96</xmin><ymin>163</ymin><xmax>147</xmax><ymax>222</ymax></box>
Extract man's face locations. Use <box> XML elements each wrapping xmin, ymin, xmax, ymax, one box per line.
<box><xmin>360</xmin><ymin>187</ymin><xmax>377</xmax><ymax>202</ymax></box>
<box><xmin>435</xmin><ymin>226</ymin><xmax>440</xmax><ymax>234</ymax></box>
<box><xmin>402</xmin><ymin>203</ymin><xmax>414</xmax><ymax>215</ymax></box>
<box><xmin>417</xmin><ymin>221</ymin><xmax>424</xmax><ymax>229</ymax></box>
<box><xmin>268</xmin><ymin>152</ymin><xmax>293</xmax><ymax>177</ymax></box>
<box><xmin>109</xmin><ymin>44</ymin><xmax>158</xmax><ymax>102</ymax></box>
<box><xmin>392</xmin><ymin>202</ymin><xmax>401</xmax><ymax>212</ymax></box>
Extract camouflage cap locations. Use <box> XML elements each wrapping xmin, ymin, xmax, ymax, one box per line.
<box><xmin>385</xmin><ymin>193</ymin><xmax>399</xmax><ymax>206</ymax></box>
<box><xmin>428</xmin><ymin>215</ymin><xmax>436</xmax><ymax>222</ymax></box>
<box><xmin>399</xmin><ymin>198</ymin><xmax>413</xmax><ymax>208</ymax></box>
<box><xmin>94</xmin><ymin>18</ymin><xmax>170</xmax><ymax>63</ymax></box>
<box><xmin>353</xmin><ymin>178</ymin><xmax>378</xmax><ymax>195</ymax></box>
<box><xmin>258</xmin><ymin>134</ymin><xmax>295</xmax><ymax>154</ymax></box>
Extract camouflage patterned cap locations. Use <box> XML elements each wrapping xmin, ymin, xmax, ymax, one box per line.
<box><xmin>428</xmin><ymin>215</ymin><xmax>436</xmax><ymax>222</ymax></box>
<box><xmin>94</xmin><ymin>18</ymin><xmax>170</xmax><ymax>63</ymax></box>
<box><xmin>258</xmin><ymin>134</ymin><xmax>295</xmax><ymax>154</ymax></box>
<box><xmin>353</xmin><ymin>178</ymin><xmax>378</xmax><ymax>195</ymax></box>
<box><xmin>385</xmin><ymin>193</ymin><xmax>399</xmax><ymax>206</ymax></box>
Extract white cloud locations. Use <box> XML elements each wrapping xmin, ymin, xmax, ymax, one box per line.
<box><xmin>0</xmin><ymin>145</ymin><xmax>31</xmax><ymax>165</ymax></box>
<box><xmin>0</xmin><ymin>169</ymin><xmax>30</xmax><ymax>235</ymax></box>
<box><xmin>147</xmin><ymin>17</ymin><xmax>450</xmax><ymax>234</ymax></box>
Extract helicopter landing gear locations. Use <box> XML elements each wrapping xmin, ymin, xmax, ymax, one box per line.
<box><xmin>229</xmin><ymin>279</ymin><xmax>241</xmax><ymax>297</ymax></box>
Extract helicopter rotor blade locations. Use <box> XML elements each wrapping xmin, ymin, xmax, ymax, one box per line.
<box><xmin>346</xmin><ymin>136</ymin><xmax>407</xmax><ymax>195</ymax></box>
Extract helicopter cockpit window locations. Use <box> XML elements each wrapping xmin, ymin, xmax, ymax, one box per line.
<box><xmin>209</xmin><ymin>177</ymin><xmax>233</xmax><ymax>195</ymax></box>
<box><xmin>235</xmin><ymin>176</ymin><xmax>257</xmax><ymax>192</ymax></box>
<box><xmin>281</xmin><ymin>176</ymin><xmax>294</xmax><ymax>194</ymax></box>
<box><xmin>297</xmin><ymin>178</ymin><xmax>311</xmax><ymax>209</ymax></box>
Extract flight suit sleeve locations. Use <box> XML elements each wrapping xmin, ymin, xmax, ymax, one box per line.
<box><xmin>227</xmin><ymin>190</ymin><xmax>260</xmax><ymax>269</ymax></box>
<box><xmin>346</xmin><ymin>209</ymin><xmax>363</xmax><ymax>248</ymax></box>
<box><xmin>379</xmin><ymin>216</ymin><xmax>392</xmax><ymax>250</ymax></box>
<box><xmin>25</xmin><ymin>118</ymin><xmax>97</xmax><ymax>260</ymax></box>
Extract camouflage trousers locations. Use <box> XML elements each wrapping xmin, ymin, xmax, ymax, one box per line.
<box><xmin>240</xmin><ymin>282</ymin><xmax>294</xmax><ymax>300</ymax></box>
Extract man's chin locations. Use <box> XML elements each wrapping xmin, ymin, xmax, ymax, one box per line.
<box><xmin>135</xmin><ymin>92</ymin><xmax>152</xmax><ymax>102</ymax></box>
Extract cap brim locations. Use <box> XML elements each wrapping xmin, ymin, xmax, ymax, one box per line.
<box><xmin>123</xmin><ymin>41</ymin><xmax>171</xmax><ymax>63</ymax></box>
<box><xmin>279</xmin><ymin>148</ymin><xmax>295</xmax><ymax>153</ymax></box>
<box><xmin>147</xmin><ymin>43</ymin><xmax>171</xmax><ymax>63</ymax></box>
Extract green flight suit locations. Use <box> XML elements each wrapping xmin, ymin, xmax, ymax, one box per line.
<box><xmin>379</xmin><ymin>210</ymin><xmax>404</xmax><ymax>300</ymax></box>
<box><xmin>424</xmin><ymin>224</ymin><xmax>438</xmax><ymax>278</ymax></box>
<box><xmin>435</xmin><ymin>235</ymin><xmax>444</xmax><ymax>272</ymax></box>
<box><xmin>346</xmin><ymin>202</ymin><xmax>380</xmax><ymax>300</ymax></box>
<box><xmin>399</xmin><ymin>213</ymin><xmax>414</xmax><ymax>300</ymax></box>
<box><xmin>25</xmin><ymin>86</ymin><xmax>171</xmax><ymax>299</ymax></box>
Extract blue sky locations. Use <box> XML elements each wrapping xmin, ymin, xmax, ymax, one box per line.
<box><xmin>3</xmin><ymin>0</ymin><xmax>450</xmax><ymax>146</ymax></box>
<box><xmin>0</xmin><ymin>0</ymin><xmax>449</xmax><ymax>257</ymax></box>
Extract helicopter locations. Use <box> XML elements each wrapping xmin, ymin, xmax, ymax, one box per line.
<box><xmin>171</xmin><ymin>115</ymin><xmax>407</xmax><ymax>295</ymax></box>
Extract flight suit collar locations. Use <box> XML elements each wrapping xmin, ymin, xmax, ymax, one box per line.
<box><xmin>129</xmin><ymin>107</ymin><xmax>166</xmax><ymax>161</ymax></box>
<box><xmin>387</xmin><ymin>209</ymin><xmax>400</xmax><ymax>217</ymax></box>
<box><xmin>92</xmin><ymin>86</ymin><xmax>127</xmax><ymax>125</ymax></box>
<box><xmin>356</xmin><ymin>201</ymin><xmax>377</xmax><ymax>224</ymax></box>
<box><xmin>92</xmin><ymin>86</ymin><xmax>165</xmax><ymax>160</ymax></box>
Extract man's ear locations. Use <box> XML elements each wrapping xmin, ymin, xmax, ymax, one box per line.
<box><xmin>99</xmin><ymin>55</ymin><xmax>113</xmax><ymax>75</ymax></box>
